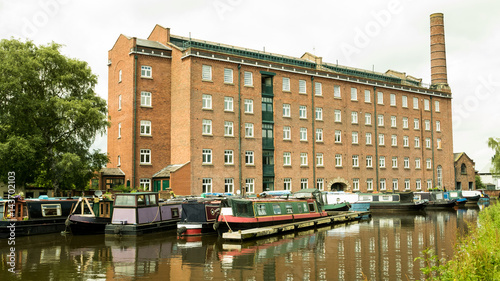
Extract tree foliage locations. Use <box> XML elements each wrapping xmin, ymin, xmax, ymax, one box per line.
<box><xmin>488</xmin><ymin>137</ymin><xmax>500</xmax><ymax>174</ymax></box>
<box><xmin>0</xmin><ymin>39</ymin><xmax>109</xmax><ymax>192</ymax></box>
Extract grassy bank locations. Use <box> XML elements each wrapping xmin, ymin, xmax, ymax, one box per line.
<box><xmin>419</xmin><ymin>202</ymin><xmax>500</xmax><ymax>280</ymax></box>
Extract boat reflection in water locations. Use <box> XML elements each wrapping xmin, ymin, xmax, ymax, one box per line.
<box><xmin>0</xmin><ymin>209</ymin><xmax>481</xmax><ymax>281</ymax></box>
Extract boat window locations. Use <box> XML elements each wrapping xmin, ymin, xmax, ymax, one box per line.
<box><xmin>272</xmin><ymin>204</ymin><xmax>282</xmax><ymax>215</ymax></box>
<box><xmin>100</xmin><ymin>202</ymin><xmax>111</xmax><ymax>218</ymax></box>
<box><xmin>0</xmin><ymin>203</ymin><xmax>4</xmax><ymax>218</ymax></box>
<box><xmin>256</xmin><ymin>204</ymin><xmax>267</xmax><ymax>216</ymax></box>
<box><xmin>115</xmin><ymin>195</ymin><xmax>136</xmax><ymax>206</ymax></box>
<box><xmin>149</xmin><ymin>194</ymin><xmax>157</xmax><ymax>205</ymax></box>
<box><xmin>359</xmin><ymin>196</ymin><xmax>371</xmax><ymax>202</ymax></box>
<box><xmin>297</xmin><ymin>203</ymin><xmax>303</xmax><ymax>213</ymax></box>
<box><xmin>137</xmin><ymin>195</ymin><xmax>145</xmax><ymax>206</ymax></box>
<box><xmin>380</xmin><ymin>195</ymin><xmax>392</xmax><ymax>201</ymax></box>
<box><xmin>303</xmin><ymin>203</ymin><xmax>308</xmax><ymax>213</ymax></box>
<box><xmin>171</xmin><ymin>208</ymin><xmax>179</xmax><ymax>218</ymax></box>
<box><xmin>308</xmin><ymin>203</ymin><xmax>315</xmax><ymax>212</ymax></box>
<box><xmin>285</xmin><ymin>204</ymin><xmax>293</xmax><ymax>214</ymax></box>
<box><xmin>41</xmin><ymin>204</ymin><xmax>62</xmax><ymax>217</ymax></box>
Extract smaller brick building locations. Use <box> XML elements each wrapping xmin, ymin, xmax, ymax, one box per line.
<box><xmin>454</xmin><ymin>152</ymin><xmax>476</xmax><ymax>190</ymax></box>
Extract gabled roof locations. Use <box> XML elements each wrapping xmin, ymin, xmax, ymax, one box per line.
<box><xmin>100</xmin><ymin>168</ymin><xmax>125</xmax><ymax>176</ymax></box>
<box><xmin>152</xmin><ymin>162</ymin><xmax>189</xmax><ymax>178</ymax></box>
<box><xmin>136</xmin><ymin>38</ymin><xmax>171</xmax><ymax>50</ymax></box>
<box><xmin>454</xmin><ymin>152</ymin><xmax>464</xmax><ymax>162</ymax></box>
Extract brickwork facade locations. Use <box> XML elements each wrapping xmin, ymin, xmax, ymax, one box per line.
<box><xmin>454</xmin><ymin>152</ymin><xmax>476</xmax><ymax>190</ymax></box>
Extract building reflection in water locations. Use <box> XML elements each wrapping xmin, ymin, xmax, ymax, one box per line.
<box><xmin>0</xmin><ymin>209</ymin><xmax>481</xmax><ymax>281</ymax></box>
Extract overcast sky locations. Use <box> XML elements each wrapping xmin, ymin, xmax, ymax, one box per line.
<box><xmin>1</xmin><ymin>0</ymin><xmax>499</xmax><ymax>171</ymax></box>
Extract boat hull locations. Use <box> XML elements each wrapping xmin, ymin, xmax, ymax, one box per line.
<box><xmin>369</xmin><ymin>202</ymin><xmax>426</xmax><ymax>211</ymax></box>
<box><xmin>0</xmin><ymin>219</ymin><xmax>67</xmax><ymax>238</ymax></box>
<box><xmin>67</xmin><ymin>214</ymin><xmax>111</xmax><ymax>235</ymax></box>
<box><xmin>105</xmin><ymin>219</ymin><xmax>179</xmax><ymax>236</ymax></box>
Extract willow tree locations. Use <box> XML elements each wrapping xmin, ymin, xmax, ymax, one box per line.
<box><xmin>489</xmin><ymin>137</ymin><xmax>500</xmax><ymax>174</ymax></box>
<box><xmin>0</xmin><ymin>39</ymin><xmax>108</xmax><ymax>194</ymax></box>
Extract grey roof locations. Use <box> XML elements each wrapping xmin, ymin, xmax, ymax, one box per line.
<box><xmin>136</xmin><ymin>38</ymin><xmax>171</xmax><ymax>50</ymax></box>
<box><xmin>152</xmin><ymin>162</ymin><xmax>189</xmax><ymax>178</ymax></box>
<box><xmin>100</xmin><ymin>168</ymin><xmax>125</xmax><ymax>176</ymax></box>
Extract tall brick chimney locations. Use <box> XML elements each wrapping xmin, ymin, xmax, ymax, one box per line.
<box><xmin>430</xmin><ymin>13</ymin><xmax>450</xmax><ymax>91</ymax></box>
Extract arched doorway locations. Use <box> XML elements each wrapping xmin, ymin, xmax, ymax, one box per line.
<box><xmin>327</xmin><ymin>177</ymin><xmax>351</xmax><ymax>191</ymax></box>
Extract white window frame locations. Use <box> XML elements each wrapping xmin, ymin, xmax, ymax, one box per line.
<box><xmin>282</xmin><ymin>77</ymin><xmax>290</xmax><ymax>91</ymax></box>
<box><xmin>284</xmin><ymin>178</ymin><xmax>291</xmax><ymax>190</ymax></box>
<box><xmin>225</xmin><ymin>178</ymin><xmax>234</xmax><ymax>193</ymax></box>
<box><xmin>403</xmin><ymin>136</ymin><xmax>409</xmax><ymax>147</ymax></box>
<box><xmin>118</xmin><ymin>95</ymin><xmax>122</xmax><ymax>110</ymax></box>
<box><xmin>224</xmin><ymin>150</ymin><xmax>234</xmax><ymax>165</ymax></box>
<box><xmin>353</xmin><ymin>179</ymin><xmax>360</xmax><ymax>191</ymax></box>
<box><xmin>140</xmin><ymin>149</ymin><xmax>151</xmax><ymax>164</ymax></box>
<box><xmin>391</xmin><ymin>135</ymin><xmax>397</xmax><ymax>146</ymax></box>
<box><xmin>402</xmin><ymin>95</ymin><xmax>408</xmax><ymax>108</ymax></box>
<box><xmin>202</xmin><ymin>94</ymin><xmax>212</xmax><ymax>109</ymax></box>
<box><xmin>244</xmin><ymin>71</ymin><xmax>253</xmax><ymax>86</ymax></box>
<box><xmin>335</xmin><ymin>154</ymin><xmax>342</xmax><ymax>167</ymax></box>
<box><xmin>334</xmin><ymin>85</ymin><xmax>341</xmax><ymax>98</ymax></box>
<box><xmin>366</xmin><ymin>132</ymin><xmax>372</xmax><ymax>145</ymax></box>
<box><xmin>315</xmin><ymin>82</ymin><xmax>322</xmax><ymax>96</ymax></box>
<box><xmin>224</xmin><ymin>121</ymin><xmax>234</xmax><ymax>137</ymax></box>
<box><xmin>392</xmin><ymin>157</ymin><xmax>398</xmax><ymax>168</ymax></box>
<box><xmin>436</xmin><ymin>121</ymin><xmax>441</xmax><ymax>132</ymax></box>
<box><xmin>140</xmin><ymin>178</ymin><xmax>151</xmax><ymax>191</ymax></box>
<box><xmin>367</xmin><ymin>179</ymin><xmax>373</xmax><ymax>191</ymax></box>
<box><xmin>299</xmin><ymin>80</ymin><xmax>307</xmax><ymax>94</ymax></box>
<box><xmin>283</xmin><ymin>126</ymin><xmax>291</xmax><ymax>140</ymax></box>
<box><xmin>299</xmin><ymin>105</ymin><xmax>307</xmax><ymax>119</ymax></box>
<box><xmin>352</xmin><ymin>155</ymin><xmax>359</xmax><ymax>167</ymax></box>
<box><xmin>366</xmin><ymin>156</ymin><xmax>373</xmax><ymax>168</ymax></box>
<box><xmin>202</xmin><ymin>65</ymin><xmax>212</xmax><ymax>81</ymax></box>
<box><xmin>403</xmin><ymin>117</ymin><xmax>409</xmax><ymax>129</ymax></box>
<box><xmin>300</xmin><ymin>153</ymin><xmax>308</xmax><ymax>166</ymax></box>
<box><xmin>352</xmin><ymin>131</ymin><xmax>359</xmax><ymax>144</ymax></box>
<box><xmin>202</xmin><ymin>119</ymin><xmax>212</xmax><ymax>135</ymax></box>
<box><xmin>413</xmin><ymin>97</ymin><xmax>419</xmax><ymax>109</ymax></box>
<box><xmin>390</xmin><ymin>93</ymin><xmax>396</xmax><ymax>106</ymax></box>
<box><xmin>202</xmin><ymin>149</ymin><xmax>212</xmax><ymax>164</ymax></box>
<box><xmin>315</xmin><ymin>107</ymin><xmax>323</xmax><ymax>121</ymax></box>
<box><xmin>378</xmin><ymin>114</ymin><xmax>384</xmax><ymax>127</ymax></box>
<box><xmin>283</xmin><ymin>152</ymin><xmax>291</xmax><ymax>166</ymax></box>
<box><xmin>224</xmin><ymin>97</ymin><xmax>234</xmax><ymax>112</ymax></box>
<box><xmin>351</xmin><ymin>111</ymin><xmax>358</xmax><ymax>124</ymax></box>
<box><xmin>245</xmin><ymin>178</ymin><xmax>255</xmax><ymax>194</ymax></box>
<box><xmin>141</xmin><ymin>91</ymin><xmax>152</xmax><ymax>107</ymax></box>
<box><xmin>202</xmin><ymin>178</ymin><xmax>212</xmax><ymax>193</ymax></box>
<box><xmin>335</xmin><ymin>130</ymin><xmax>342</xmax><ymax>143</ymax></box>
<box><xmin>316</xmin><ymin>128</ymin><xmax>323</xmax><ymax>142</ymax></box>
<box><xmin>140</xmin><ymin>120</ymin><xmax>151</xmax><ymax>136</ymax></box>
<box><xmin>245</xmin><ymin>151</ymin><xmax>254</xmax><ymax>165</ymax></box>
<box><xmin>351</xmin><ymin>88</ymin><xmax>357</xmax><ymax>101</ymax></box>
<box><xmin>377</xmin><ymin>91</ymin><xmax>384</xmax><ymax>105</ymax></box>
<box><xmin>244</xmin><ymin>99</ymin><xmax>253</xmax><ymax>113</ymax></box>
<box><xmin>224</xmin><ymin>68</ymin><xmax>233</xmax><ymax>84</ymax></box>
<box><xmin>335</xmin><ymin>110</ymin><xmax>342</xmax><ymax>122</ymax></box>
<box><xmin>317</xmin><ymin>178</ymin><xmax>325</xmax><ymax>190</ymax></box>
<box><xmin>316</xmin><ymin>153</ymin><xmax>324</xmax><ymax>167</ymax></box>
<box><xmin>379</xmin><ymin>156</ymin><xmax>386</xmax><ymax>168</ymax></box>
<box><xmin>435</xmin><ymin>100</ymin><xmax>440</xmax><ymax>112</ymax></box>
<box><xmin>300</xmin><ymin>178</ymin><xmax>308</xmax><ymax>189</ymax></box>
<box><xmin>141</xmin><ymin>66</ymin><xmax>152</xmax><ymax>78</ymax></box>
<box><xmin>300</xmin><ymin>127</ymin><xmax>308</xmax><ymax>141</ymax></box>
<box><xmin>404</xmin><ymin>157</ymin><xmax>410</xmax><ymax>169</ymax></box>
<box><xmin>364</xmin><ymin>90</ymin><xmax>371</xmax><ymax>103</ymax></box>
<box><xmin>245</xmin><ymin>123</ymin><xmax>254</xmax><ymax>138</ymax></box>
<box><xmin>283</xmin><ymin>104</ymin><xmax>291</xmax><ymax>117</ymax></box>
<box><xmin>391</xmin><ymin>116</ymin><xmax>397</xmax><ymax>128</ymax></box>
<box><xmin>379</xmin><ymin>134</ymin><xmax>385</xmax><ymax>146</ymax></box>
<box><xmin>393</xmin><ymin>179</ymin><xmax>399</xmax><ymax>190</ymax></box>
<box><xmin>365</xmin><ymin>113</ymin><xmax>372</xmax><ymax>125</ymax></box>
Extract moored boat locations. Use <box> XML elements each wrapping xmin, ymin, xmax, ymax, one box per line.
<box><xmin>177</xmin><ymin>197</ymin><xmax>221</xmax><ymax>236</ymax></box>
<box><xmin>66</xmin><ymin>193</ymin><xmax>114</xmax><ymax>235</ymax></box>
<box><xmin>462</xmin><ymin>190</ymin><xmax>482</xmax><ymax>206</ymax></box>
<box><xmin>444</xmin><ymin>190</ymin><xmax>467</xmax><ymax>206</ymax></box>
<box><xmin>414</xmin><ymin>191</ymin><xmax>456</xmax><ymax>209</ymax></box>
<box><xmin>357</xmin><ymin>192</ymin><xmax>426</xmax><ymax>211</ymax></box>
<box><xmin>321</xmin><ymin>191</ymin><xmax>370</xmax><ymax>212</ymax></box>
<box><xmin>105</xmin><ymin>192</ymin><xmax>182</xmax><ymax>236</ymax></box>
<box><xmin>0</xmin><ymin>196</ymin><xmax>79</xmax><ymax>238</ymax></box>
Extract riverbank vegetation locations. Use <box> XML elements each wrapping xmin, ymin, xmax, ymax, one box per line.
<box><xmin>418</xmin><ymin>201</ymin><xmax>500</xmax><ymax>280</ymax></box>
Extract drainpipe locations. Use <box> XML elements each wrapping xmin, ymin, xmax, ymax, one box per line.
<box><xmin>238</xmin><ymin>64</ymin><xmax>243</xmax><ymax>196</ymax></box>
<box><xmin>311</xmin><ymin>76</ymin><xmax>316</xmax><ymax>189</ymax></box>
<box><xmin>373</xmin><ymin>86</ymin><xmax>379</xmax><ymax>191</ymax></box>
<box><xmin>430</xmin><ymin>97</ymin><xmax>436</xmax><ymax>188</ymax></box>
<box><xmin>133</xmin><ymin>55</ymin><xmax>138</xmax><ymax>189</ymax></box>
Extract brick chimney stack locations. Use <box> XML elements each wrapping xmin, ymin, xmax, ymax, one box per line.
<box><xmin>430</xmin><ymin>13</ymin><xmax>451</xmax><ymax>92</ymax></box>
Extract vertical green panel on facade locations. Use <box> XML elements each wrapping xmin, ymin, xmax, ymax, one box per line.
<box><xmin>162</xmin><ymin>180</ymin><xmax>170</xmax><ymax>190</ymax></box>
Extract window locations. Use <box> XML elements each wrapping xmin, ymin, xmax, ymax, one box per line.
<box><xmin>140</xmin><ymin>149</ymin><xmax>151</xmax><ymax>164</ymax></box>
<box><xmin>424</xmin><ymin>99</ymin><xmax>430</xmax><ymax>111</ymax></box>
<box><xmin>437</xmin><ymin>138</ymin><xmax>442</xmax><ymax>149</ymax></box>
<box><xmin>282</xmin><ymin>77</ymin><xmax>290</xmax><ymax>91</ymax></box>
<box><xmin>140</xmin><ymin>120</ymin><xmax>151</xmax><ymax>136</ymax></box>
<box><xmin>352</xmin><ymin>132</ymin><xmax>358</xmax><ymax>144</ymax></box>
<box><xmin>380</xmin><ymin>179</ymin><xmax>386</xmax><ymax>191</ymax></box>
<box><xmin>378</xmin><ymin>114</ymin><xmax>384</xmax><ymax>127</ymax></box>
<box><xmin>299</xmin><ymin>105</ymin><xmax>307</xmax><ymax>119</ymax></box>
<box><xmin>224</xmin><ymin>150</ymin><xmax>234</xmax><ymax>165</ymax></box>
<box><xmin>245</xmin><ymin>178</ymin><xmax>255</xmax><ymax>194</ymax></box>
<box><xmin>352</xmin><ymin>155</ymin><xmax>359</xmax><ymax>167</ymax></box>
<box><xmin>141</xmin><ymin>66</ymin><xmax>152</xmax><ymax>78</ymax></box>
<box><xmin>413</xmin><ymin>97</ymin><xmax>419</xmax><ymax>109</ymax></box>
<box><xmin>391</xmin><ymin>135</ymin><xmax>397</xmax><ymax>146</ymax></box>
<box><xmin>283</xmin><ymin>152</ymin><xmax>291</xmax><ymax>166</ymax></box>
<box><xmin>140</xmin><ymin>179</ymin><xmax>151</xmax><ymax>191</ymax></box>
<box><xmin>316</xmin><ymin>128</ymin><xmax>323</xmax><ymax>142</ymax></box>
<box><xmin>425</xmin><ymin>120</ymin><xmax>430</xmax><ymax>131</ymax></box>
<box><xmin>315</xmin><ymin>107</ymin><xmax>323</xmax><ymax>120</ymax></box>
<box><xmin>41</xmin><ymin>204</ymin><xmax>62</xmax><ymax>217</ymax></box>
<box><xmin>202</xmin><ymin>178</ymin><xmax>212</xmax><ymax>193</ymax></box>
<box><xmin>299</xmin><ymin>80</ymin><xmax>307</xmax><ymax>94</ymax></box>
<box><xmin>379</xmin><ymin>156</ymin><xmax>385</xmax><ymax>168</ymax></box>
<box><xmin>351</xmin><ymin>88</ymin><xmax>357</xmax><ymax>101</ymax></box>
<box><xmin>334</xmin><ymin>85</ymin><xmax>341</xmax><ymax>98</ymax></box>
<box><xmin>415</xmin><ymin>158</ymin><xmax>421</xmax><ymax>169</ymax></box>
<box><xmin>118</xmin><ymin>69</ymin><xmax>122</xmax><ymax>82</ymax></box>
<box><xmin>352</xmin><ymin>179</ymin><xmax>360</xmax><ymax>191</ymax></box>
<box><xmin>300</xmin><ymin>178</ymin><xmax>308</xmax><ymax>189</ymax></box>
<box><xmin>393</xmin><ymin>179</ymin><xmax>398</xmax><ymax>190</ymax></box>
<box><xmin>414</xmin><ymin>118</ymin><xmax>420</xmax><ymax>130</ymax></box>
<box><xmin>315</xmin><ymin>82</ymin><xmax>322</xmax><ymax>96</ymax></box>
<box><xmin>300</xmin><ymin>128</ymin><xmax>308</xmax><ymax>141</ymax></box>
<box><xmin>426</xmin><ymin>158</ymin><xmax>432</xmax><ymax>169</ymax></box>
<box><xmin>283</xmin><ymin>104</ymin><xmax>291</xmax><ymax>117</ymax></box>
<box><xmin>202</xmin><ymin>65</ymin><xmax>212</xmax><ymax>81</ymax></box>
<box><xmin>224</xmin><ymin>97</ymin><xmax>234</xmax><ymax>111</ymax></box>
<box><xmin>118</xmin><ymin>123</ymin><xmax>121</xmax><ymax>138</ymax></box>
<box><xmin>335</xmin><ymin>130</ymin><xmax>342</xmax><ymax>143</ymax></box>
<box><xmin>141</xmin><ymin>92</ymin><xmax>152</xmax><ymax>106</ymax></box>
<box><xmin>402</xmin><ymin>95</ymin><xmax>408</xmax><ymax>108</ymax></box>
<box><xmin>426</xmin><ymin>138</ymin><xmax>431</xmax><ymax>148</ymax></box>
<box><xmin>244</xmin><ymin>99</ymin><xmax>253</xmax><ymax>113</ymax></box>
<box><xmin>300</xmin><ymin>153</ymin><xmax>308</xmax><ymax>166</ymax></box>
<box><xmin>352</xmin><ymin>111</ymin><xmax>358</xmax><ymax>124</ymax></box>
<box><xmin>437</xmin><ymin>165</ymin><xmax>443</xmax><ymax>187</ymax></box>
<box><xmin>224</xmin><ymin>121</ymin><xmax>233</xmax><ymax>136</ymax></box>
<box><xmin>391</xmin><ymin>116</ymin><xmax>397</xmax><ymax>128</ymax></box>
<box><xmin>436</xmin><ymin>121</ymin><xmax>441</xmax><ymax>132</ymax></box>
<box><xmin>118</xmin><ymin>95</ymin><xmax>122</xmax><ymax>110</ymax></box>
<box><xmin>366</xmin><ymin>133</ymin><xmax>372</xmax><ymax>145</ymax></box>
<box><xmin>117</xmin><ymin>155</ymin><xmax>121</xmax><ymax>166</ymax></box>
<box><xmin>316</xmin><ymin>153</ymin><xmax>324</xmax><ymax>167</ymax></box>
<box><xmin>427</xmin><ymin>180</ymin><xmax>433</xmax><ymax>190</ymax></box>
<box><xmin>284</xmin><ymin>178</ymin><xmax>291</xmax><ymax>190</ymax></box>
<box><xmin>202</xmin><ymin>149</ymin><xmax>212</xmax><ymax>164</ymax></box>
<box><xmin>403</xmin><ymin>117</ymin><xmax>408</xmax><ymax>129</ymax></box>
<box><xmin>202</xmin><ymin>119</ymin><xmax>212</xmax><ymax>135</ymax></box>
<box><xmin>392</xmin><ymin>157</ymin><xmax>398</xmax><ymax>168</ymax></box>
<box><xmin>224</xmin><ymin>68</ymin><xmax>233</xmax><ymax>83</ymax></box>
<box><xmin>405</xmin><ymin>179</ymin><xmax>410</xmax><ymax>190</ymax></box>
<box><xmin>335</xmin><ymin>154</ymin><xmax>342</xmax><ymax>167</ymax></box>
<box><xmin>404</xmin><ymin>157</ymin><xmax>410</xmax><ymax>169</ymax></box>
<box><xmin>367</xmin><ymin>179</ymin><xmax>373</xmax><ymax>191</ymax></box>
<box><xmin>202</xmin><ymin>94</ymin><xmax>212</xmax><ymax>109</ymax></box>
<box><xmin>366</xmin><ymin>156</ymin><xmax>373</xmax><ymax>168</ymax></box>
<box><xmin>377</xmin><ymin>92</ymin><xmax>384</xmax><ymax>104</ymax></box>
<box><xmin>416</xmin><ymin>179</ymin><xmax>421</xmax><ymax>190</ymax></box>
<box><xmin>272</xmin><ymin>204</ymin><xmax>282</xmax><ymax>215</ymax></box>
<box><xmin>414</xmin><ymin>137</ymin><xmax>420</xmax><ymax>148</ymax></box>
<box><xmin>225</xmin><ymin>178</ymin><xmax>234</xmax><ymax>193</ymax></box>
<box><xmin>364</xmin><ymin>89</ymin><xmax>371</xmax><ymax>102</ymax></box>
<box><xmin>245</xmin><ymin>123</ymin><xmax>254</xmax><ymax>138</ymax></box>
<box><xmin>435</xmin><ymin>100</ymin><xmax>440</xmax><ymax>112</ymax></box>
<box><xmin>283</xmin><ymin>126</ymin><xmax>291</xmax><ymax>140</ymax></box>
<box><xmin>245</xmin><ymin>151</ymin><xmax>254</xmax><ymax>165</ymax></box>
<box><xmin>244</xmin><ymin>71</ymin><xmax>253</xmax><ymax>86</ymax></box>
<box><xmin>403</xmin><ymin>136</ymin><xmax>409</xmax><ymax>147</ymax></box>
<box><xmin>379</xmin><ymin>134</ymin><xmax>385</xmax><ymax>146</ymax></box>
<box><xmin>390</xmin><ymin>93</ymin><xmax>396</xmax><ymax>106</ymax></box>
<box><xmin>335</xmin><ymin>110</ymin><xmax>342</xmax><ymax>122</ymax></box>
<box><xmin>365</xmin><ymin>113</ymin><xmax>372</xmax><ymax>125</ymax></box>
<box><xmin>317</xmin><ymin>178</ymin><xmax>324</xmax><ymax>190</ymax></box>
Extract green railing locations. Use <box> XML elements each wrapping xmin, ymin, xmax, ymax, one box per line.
<box><xmin>262</xmin><ymin>137</ymin><xmax>274</xmax><ymax>149</ymax></box>
<box><xmin>263</xmin><ymin>165</ymin><xmax>275</xmax><ymax>176</ymax></box>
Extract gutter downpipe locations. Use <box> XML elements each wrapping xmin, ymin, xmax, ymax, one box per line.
<box><xmin>430</xmin><ymin>97</ymin><xmax>436</xmax><ymax>188</ymax></box>
<box><xmin>133</xmin><ymin>54</ymin><xmax>138</xmax><ymax>189</ymax></box>
<box><xmin>238</xmin><ymin>64</ymin><xmax>243</xmax><ymax>196</ymax></box>
<box><xmin>373</xmin><ymin>86</ymin><xmax>379</xmax><ymax>191</ymax></box>
<box><xmin>311</xmin><ymin>77</ymin><xmax>316</xmax><ymax>188</ymax></box>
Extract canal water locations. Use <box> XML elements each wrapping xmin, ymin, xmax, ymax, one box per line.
<box><xmin>0</xmin><ymin>206</ymin><xmax>485</xmax><ymax>281</ymax></box>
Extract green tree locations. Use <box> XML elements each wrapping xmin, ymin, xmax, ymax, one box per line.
<box><xmin>0</xmin><ymin>39</ymin><xmax>109</xmax><ymax>193</ymax></box>
<box><xmin>489</xmin><ymin>137</ymin><xmax>500</xmax><ymax>174</ymax></box>
<box><xmin>475</xmin><ymin>175</ymin><xmax>486</xmax><ymax>190</ymax></box>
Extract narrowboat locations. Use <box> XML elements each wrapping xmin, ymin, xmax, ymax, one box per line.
<box><xmin>321</xmin><ymin>191</ymin><xmax>370</xmax><ymax>212</ymax></box>
<box><xmin>0</xmin><ymin>196</ymin><xmax>79</xmax><ymax>238</ymax></box>
<box><xmin>105</xmin><ymin>192</ymin><xmax>182</xmax><ymax>236</ymax></box>
<box><xmin>414</xmin><ymin>191</ymin><xmax>456</xmax><ymax>209</ymax></box>
<box><xmin>444</xmin><ymin>190</ymin><xmax>467</xmax><ymax>206</ymax></box>
<box><xmin>462</xmin><ymin>190</ymin><xmax>482</xmax><ymax>206</ymax></box>
<box><xmin>66</xmin><ymin>192</ymin><xmax>114</xmax><ymax>235</ymax></box>
<box><xmin>357</xmin><ymin>192</ymin><xmax>426</xmax><ymax>211</ymax></box>
<box><xmin>177</xmin><ymin>198</ymin><xmax>221</xmax><ymax>237</ymax></box>
<box><xmin>215</xmin><ymin>189</ymin><xmax>328</xmax><ymax>236</ymax></box>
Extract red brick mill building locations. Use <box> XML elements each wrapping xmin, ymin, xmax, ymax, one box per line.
<box><xmin>105</xmin><ymin>13</ymin><xmax>454</xmax><ymax>196</ymax></box>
